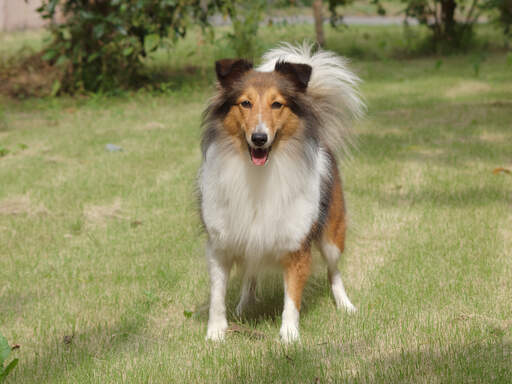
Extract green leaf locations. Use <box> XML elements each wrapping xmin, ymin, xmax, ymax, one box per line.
<box><xmin>1</xmin><ymin>359</ymin><xmax>18</xmax><ymax>380</ymax></box>
<box><xmin>183</xmin><ymin>310</ymin><xmax>193</xmax><ymax>318</ymax></box>
<box><xmin>51</xmin><ymin>80</ymin><xmax>61</xmax><ymax>97</ymax></box>
<box><xmin>93</xmin><ymin>23</ymin><xmax>105</xmax><ymax>39</ymax></box>
<box><xmin>87</xmin><ymin>52</ymin><xmax>100</xmax><ymax>63</ymax></box>
<box><xmin>79</xmin><ymin>10</ymin><xmax>95</xmax><ymax>20</ymax></box>
<box><xmin>55</xmin><ymin>55</ymin><xmax>70</xmax><ymax>66</ymax></box>
<box><xmin>41</xmin><ymin>50</ymin><xmax>57</xmax><ymax>61</ymax></box>
<box><xmin>144</xmin><ymin>33</ymin><xmax>160</xmax><ymax>52</ymax></box>
<box><xmin>62</xmin><ymin>29</ymin><xmax>71</xmax><ymax>41</ymax></box>
<box><xmin>122</xmin><ymin>47</ymin><xmax>134</xmax><ymax>56</ymax></box>
<box><xmin>0</xmin><ymin>335</ymin><xmax>10</xmax><ymax>367</ymax></box>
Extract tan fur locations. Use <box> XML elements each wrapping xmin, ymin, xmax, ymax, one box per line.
<box><xmin>222</xmin><ymin>73</ymin><xmax>302</xmax><ymax>154</ymax></box>
<box><xmin>323</xmin><ymin>165</ymin><xmax>347</xmax><ymax>283</ymax></box>
<box><xmin>281</xmin><ymin>245</ymin><xmax>312</xmax><ymax>310</ymax></box>
<box><xmin>325</xmin><ymin>172</ymin><xmax>347</xmax><ymax>248</ymax></box>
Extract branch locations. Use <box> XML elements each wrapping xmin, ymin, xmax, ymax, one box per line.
<box><xmin>429</xmin><ymin>0</ymin><xmax>440</xmax><ymax>30</ymax></box>
<box><xmin>464</xmin><ymin>0</ymin><xmax>480</xmax><ymax>25</ymax></box>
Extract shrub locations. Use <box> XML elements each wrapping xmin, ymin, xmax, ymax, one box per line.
<box><xmin>401</xmin><ymin>0</ymin><xmax>480</xmax><ymax>51</ymax></box>
<box><xmin>484</xmin><ymin>0</ymin><xmax>512</xmax><ymax>41</ymax></box>
<box><xmin>37</xmin><ymin>0</ymin><xmax>224</xmax><ymax>92</ymax></box>
<box><xmin>221</xmin><ymin>0</ymin><xmax>266</xmax><ymax>59</ymax></box>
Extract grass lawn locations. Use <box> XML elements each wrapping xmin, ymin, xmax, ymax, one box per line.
<box><xmin>1</xmin><ymin>24</ymin><xmax>511</xmax><ymax>383</ymax></box>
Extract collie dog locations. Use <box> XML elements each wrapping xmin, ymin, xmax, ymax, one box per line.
<box><xmin>198</xmin><ymin>43</ymin><xmax>364</xmax><ymax>342</ymax></box>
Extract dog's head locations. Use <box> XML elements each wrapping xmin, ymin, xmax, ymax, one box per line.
<box><xmin>213</xmin><ymin>59</ymin><xmax>313</xmax><ymax>166</ymax></box>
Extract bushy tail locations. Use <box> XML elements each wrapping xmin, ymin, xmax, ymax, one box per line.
<box><xmin>257</xmin><ymin>42</ymin><xmax>364</xmax><ymax>155</ymax></box>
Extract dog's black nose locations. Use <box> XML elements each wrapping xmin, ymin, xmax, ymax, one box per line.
<box><xmin>251</xmin><ymin>133</ymin><xmax>268</xmax><ymax>147</ymax></box>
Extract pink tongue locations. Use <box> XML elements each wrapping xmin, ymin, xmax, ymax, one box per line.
<box><xmin>251</xmin><ymin>149</ymin><xmax>268</xmax><ymax>166</ymax></box>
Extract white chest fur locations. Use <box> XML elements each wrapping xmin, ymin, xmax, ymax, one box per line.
<box><xmin>199</xmin><ymin>140</ymin><xmax>328</xmax><ymax>260</ymax></box>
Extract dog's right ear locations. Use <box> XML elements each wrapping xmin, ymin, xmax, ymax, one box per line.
<box><xmin>215</xmin><ymin>59</ymin><xmax>253</xmax><ymax>89</ymax></box>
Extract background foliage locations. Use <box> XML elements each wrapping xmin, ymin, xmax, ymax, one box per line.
<box><xmin>17</xmin><ymin>0</ymin><xmax>511</xmax><ymax>94</ymax></box>
<box><xmin>486</xmin><ymin>0</ymin><xmax>512</xmax><ymax>40</ymax></box>
<box><xmin>220</xmin><ymin>0</ymin><xmax>267</xmax><ymax>59</ymax></box>
<box><xmin>36</xmin><ymin>0</ymin><xmax>224</xmax><ymax>92</ymax></box>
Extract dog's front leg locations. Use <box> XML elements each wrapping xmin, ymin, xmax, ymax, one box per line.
<box><xmin>280</xmin><ymin>247</ymin><xmax>312</xmax><ymax>343</ymax></box>
<box><xmin>206</xmin><ymin>243</ymin><xmax>232</xmax><ymax>341</ymax></box>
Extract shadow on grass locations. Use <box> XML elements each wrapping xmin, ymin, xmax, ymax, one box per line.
<box><xmin>225</xmin><ymin>339</ymin><xmax>512</xmax><ymax>383</ymax></box>
<box><xmin>353</xmin><ymin>99</ymin><xmax>511</xmax><ymax>208</ymax></box>
<box><xmin>360</xmin><ymin>100</ymin><xmax>511</xmax><ymax>166</ymax></box>
<box><xmin>12</xmin><ymin>294</ymin><xmax>159</xmax><ymax>383</ymax></box>
<box><xmin>192</xmin><ymin>267</ymin><xmax>334</xmax><ymax>328</ymax></box>
<box><xmin>377</xmin><ymin>184</ymin><xmax>510</xmax><ymax>208</ymax></box>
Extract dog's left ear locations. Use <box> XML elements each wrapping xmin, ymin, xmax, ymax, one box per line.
<box><xmin>275</xmin><ymin>61</ymin><xmax>312</xmax><ymax>92</ymax></box>
<box><xmin>215</xmin><ymin>59</ymin><xmax>253</xmax><ymax>89</ymax></box>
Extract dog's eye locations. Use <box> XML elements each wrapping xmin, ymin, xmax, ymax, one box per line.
<box><xmin>240</xmin><ymin>100</ymin><xmax>252</xmax><ymax>109</ymax></box>
<box><xmin>271</xmin><ymin>101</ymin><xmax>283</xmax><ymax>109</ymax></box>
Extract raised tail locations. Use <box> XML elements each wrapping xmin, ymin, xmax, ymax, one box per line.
<box><xmin>257</xmin><ymin>42</ymin><xmax>365</xmax><ymax>155</ymax></box>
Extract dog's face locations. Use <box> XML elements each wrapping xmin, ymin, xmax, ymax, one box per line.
<box><xmin>215</xmin><ymin>59</ymin><xmax>312</xmax><ymax>166</ymax></box>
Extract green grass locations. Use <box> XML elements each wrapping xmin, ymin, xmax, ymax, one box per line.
<box><xmin>1</xmin><ymin>24</ymin><xmax>512</xmax><ymax>383</ymax></box>
<box><xmin>0</xmin><ymin>29</ymin><xmax>48</xmax><ymax>57</ymax></box>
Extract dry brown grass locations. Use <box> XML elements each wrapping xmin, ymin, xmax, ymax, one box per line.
<box><xmin>135</xmin><ymin>121</ymin><xmax>165</xmax><ymax>131</ymax></box>
<box><xmin>83</xmin><ymin>198</ymin><xmax>127</xmax><ymax>227</ymax></box>
<box><xmin>479</xmin><ymin>131</ymin><xmax>509</xmax><ymax>143</ymax></box>
<box><xmin>0</xmin><ymin>52</ymin><xmax>62</xmax><ymax>98</ymax></box>
<box><xmin>0</xmin><ymin>194</ymin><xmax>48</xmax><ymax>215</ymax></box>
<box><xmin>445</xmin><ymin>80</ymin><xmax>491</xmax><ymax>98</ymax></box>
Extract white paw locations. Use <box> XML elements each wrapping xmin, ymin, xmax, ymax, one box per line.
<box><xmin>344</xmin><ymin>302</ymin><xmax>357</xmax><ymax>313</ymax></box>
<box><xmin>280</xmin><ymin>324</ymin><xmax>300</xmax><ymax>343</ymax></box>
<box><xmin>206</xmin><ymin>321</ymin><xmax>228</xmax><ymax>341</ymax></box>
<box><xmin>336</xmin><ymin>298</ymin><xmax>357</xmax><ymax>313</ymax></box>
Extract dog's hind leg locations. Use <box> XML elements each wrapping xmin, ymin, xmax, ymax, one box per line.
<box><xmin>236</xmin><ymin>269</ymin><xmax>257</xmax><ymax>317</ymax></box>
<box><xmin>319</xmin><ymin>239</ymin><xmax>356</xmax><ymax>312</ymax></box>
<box><xmin>319</xmin><ymin>166</ymin><xmax>356</xmax><ymax>312</ymax></box>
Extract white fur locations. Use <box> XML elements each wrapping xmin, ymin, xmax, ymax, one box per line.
<box><xmin>205</xmin><ymin>243</ymin><xmax>231</xmax><ymax>341</ymax></box>
<box><xmin>320</xmin><ymin>241</ymin><xmax>356</xmax><ymax>312</ymax></box>
<box><xmin>200</xmin><ymin>140</ymin><xmax>327</xmax><ymax>259</ymax></box>
<box><xmin>280</xmin><ymin>281</ymin><xmax>300</xmax><ymax>343</ymax></box>
<box><xmin>258</xmin><ymin>42</ymin><xmax>365</xmax><ymax>156</ymax></box>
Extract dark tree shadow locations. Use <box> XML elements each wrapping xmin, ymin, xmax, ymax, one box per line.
<box><xmin>10</xmin><ymin>295</ymin><xmax>159</xmax><ymax>383</ymax></box>
<box><xmin>227</xmin><ymin>339</ymin><xmax>512</xmax><ymax>383</ymax></box>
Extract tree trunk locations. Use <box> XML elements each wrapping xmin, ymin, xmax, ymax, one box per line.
<box><xmin>313</xmin><ymin>0</ymin><xmax>325</xmax><ymax>47</ymax></box>
<box><xmin>441</xmin><ymin>0</ymin><xmax>457</xmax><ymax>41</ymax></box>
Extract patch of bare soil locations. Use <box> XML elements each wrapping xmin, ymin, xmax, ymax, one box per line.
<box><xmin>136</xmin><ymin>121</ymin><xmax>165</xmax><ymax>131</ymax></box>
<box><xmin>83</xmin><ymin>198</ymin><xmax>127</xmax><ymax>227</ymax></box>
<box><xmin>445</xmin><ymin>81</ymin><xmax>491</xmax><ymax>98</ymax></box>
<box><xmin>0</xmin><ymin>194</ymin><xmax>48</xmax><ymax>215</ymax></box>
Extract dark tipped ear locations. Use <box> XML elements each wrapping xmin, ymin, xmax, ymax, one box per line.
<box><xmin>274</xmin><ymin>61</ymin><xmax>312</xmax><ymax>92</ymax></box>
<box><xmin>215</xmin><ymin>59</ymin><xmax>253</xmax><ymax>89</ymax></box>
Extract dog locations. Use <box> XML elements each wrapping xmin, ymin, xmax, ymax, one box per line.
<box><xmin>198</xmin><ymin>43</ymin><xmax>364</xmax><ymax>342</ymax></box>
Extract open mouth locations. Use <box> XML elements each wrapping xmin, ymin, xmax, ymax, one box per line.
<box><xmin>248</xmin><ymin>146</ymin><xmax>271</xmax><ymax>166</ymax></box>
